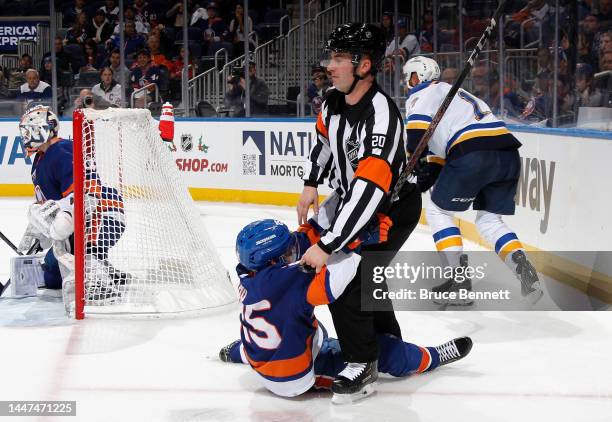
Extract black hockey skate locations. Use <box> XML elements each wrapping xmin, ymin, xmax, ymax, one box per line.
<box><xmin>331</xmin><ymin>361</ymin><xmax>378</xmax><ymax>404</ymax></box>
<box><xmin>435</xmin><ymin>336</ymin><xmax>473</xmax><ymax>366</ymax></box>
<box><xmin>432</xmin><ymin>254</ymin><xmax>473</xmax><ymax>307</ymax></box>
<box><xmin>219</xmin><ymin>340</ymin><xmax>241</xmax><ymax>363</ymax></box>
<box><xmin>86</xmin><ymin>279</ymin><xmax>122</xmax><ymax>303</ymax></box>
<box><xmin>512</xmin><ymin>250</ymin><xmax>543</xmax><ymax>304</ymax></box>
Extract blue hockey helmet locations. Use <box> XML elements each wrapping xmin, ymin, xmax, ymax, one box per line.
<box><xmin>236</xmin><ymin>219</ymin><xmax>296</xmax><ymax>271</ymax></box>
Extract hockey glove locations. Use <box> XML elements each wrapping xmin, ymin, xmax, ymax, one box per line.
<box><xmin>345</xmin><ymin>213</ymin><xmax>393</xmax><ymax>251</ymax></box>
<box><xmin>413</xmin><ymin>157</ymin><xmax>443</xmax><ymax>193</ymax></box>
<box><xmin>18</xmin><ymin>222</ymin><xmax>42</xmax><ymax>253</ymax></box>
<box><xmin>29</xmin><ymin>201</ymin><xmax>74</xmax><ymax>241</ymax></box>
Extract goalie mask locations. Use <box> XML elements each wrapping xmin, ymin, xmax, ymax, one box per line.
<box><xmin>403</xmin><ymin>56</ymin><xmax>441</xmax><ymax>88</ymax></box>
<box><xmin>19</xmin><ymin>105</ymin><xmax>59</xmax><ymax>152</ymax></box>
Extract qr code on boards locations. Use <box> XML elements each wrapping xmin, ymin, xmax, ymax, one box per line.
<box><xmin>242</xmin><ymin>154</ymin><xmax>257</xmax><ymax>175</ymax></box>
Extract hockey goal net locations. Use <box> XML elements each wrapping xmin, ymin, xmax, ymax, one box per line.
<box><xmin>72</xmin><ymin>108</ymin><xmax>236</xmax><ymax>318</ymax></box>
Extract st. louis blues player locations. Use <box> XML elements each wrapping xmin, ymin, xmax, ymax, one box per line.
<box><xmin>402</xmin><ymin>56</ymin><xmax>542</xmax><ymax>305</ymax></box>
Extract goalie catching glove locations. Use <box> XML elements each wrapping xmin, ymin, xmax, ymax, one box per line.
<box><xmin>28</xmin><ymin>200</ymin><xmax>74</xmax><ymax>241</ymax></box>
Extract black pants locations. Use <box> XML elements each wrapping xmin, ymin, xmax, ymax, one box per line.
<box><xmin>328</xmin><ymin>183</ymin><xmax>422</xmax><ymax>362</ymax></box>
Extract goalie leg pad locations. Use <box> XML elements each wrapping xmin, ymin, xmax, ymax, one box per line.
<box><xmin>42</xmin><ymin>248</ymin><xmax>63</xmax><ymax>289</ymax></box>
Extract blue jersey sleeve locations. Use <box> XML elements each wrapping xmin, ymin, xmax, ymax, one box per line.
<box><xmin>53</xmin><ymin>146</ymin><xmax>74</xmax><ymax>198</ymax></box>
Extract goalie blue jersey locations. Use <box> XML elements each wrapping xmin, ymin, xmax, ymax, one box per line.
<box><xmin>31</xmin><ymin>139</ymin><xmax>74</xmax><ymax>205</ymax></box>
<box><xmin>236</xmin><ymin>231</ymin><xmax>361</xmax><ymax>397</ymax></box>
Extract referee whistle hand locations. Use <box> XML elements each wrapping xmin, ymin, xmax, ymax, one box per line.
<box><xmin>299</xmin><ymin>244</ymin><xmax>329</xmax><ymax>273</ymax></box>
<box><xmin>297</xmin><ymin>186</ymin><xmax>319</xmax><ymax>225</ymax></box>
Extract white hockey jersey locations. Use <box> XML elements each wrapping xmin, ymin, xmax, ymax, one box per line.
<box><xmin>404</xmin><ymin>81</ymin><xmax>520</xmax><ymax>163</ymax></box>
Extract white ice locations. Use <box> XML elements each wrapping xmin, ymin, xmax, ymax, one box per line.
<box><xmin>1</xmin><ymin>198</ymin><xmax>611</xmax><ymax>422</ymax></box>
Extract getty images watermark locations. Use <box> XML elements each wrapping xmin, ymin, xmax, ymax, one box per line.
<box><xmin>361</xmin><ymin>251</ymin><xmax>611</xmax><ymax>311</ymax></box>
<box><xmin>370</xmin><ymin>261</ymin><xmax>511</xmax><ymax>302</ymax></box>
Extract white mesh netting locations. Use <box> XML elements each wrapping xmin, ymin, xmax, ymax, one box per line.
<box><xmin>76</xmin><ymin>108</ymin><xmax>236</xmax><ymax>316</ymax></box>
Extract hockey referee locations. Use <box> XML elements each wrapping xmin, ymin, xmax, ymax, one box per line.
<box><xmin>297</xmin><ymin>23</ymin><xmax>422</xmax><ymax>403</ymax></box>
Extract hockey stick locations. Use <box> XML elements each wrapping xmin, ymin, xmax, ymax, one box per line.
<box><xmin>391</xmin><ymin>0</ymin><xmax>507</xmax><ymax>201</ymax></box>
<box><xmin>0</xmin><ymin>233</ymin><xmax>41</xmax><ymax>297</ymax></box>
<box><xmin>0</xmin><ymin>230</ymin><xmax>21</xmax><ymax>255</ymax></box>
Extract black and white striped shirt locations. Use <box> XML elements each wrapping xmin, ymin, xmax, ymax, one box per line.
<box><xmin>303</xmin><ymin>82</ymin><xmax>407</xmax><ymax>253</ymax></box>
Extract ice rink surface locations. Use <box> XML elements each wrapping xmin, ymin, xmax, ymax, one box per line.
<box><xmin>1</xmin><ymin>198</ymin><xmax>611</xmax><ymax>422</ymax></box>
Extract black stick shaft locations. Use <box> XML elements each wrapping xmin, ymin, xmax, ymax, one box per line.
<box><xmin>392</xmin><ymin>0</ymin><xmax>507</xmax><ymax>200</ymax></box>
<box><xmin>0</xmin><ymin>231</ymin><xmax>21</xmax><ymax>255</ymax></box>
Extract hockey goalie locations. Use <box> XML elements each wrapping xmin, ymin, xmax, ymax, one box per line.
<box><xmin>16</xmin><ymin>103</ymin><xmax>179</xmax><ymax>312</ymax></box>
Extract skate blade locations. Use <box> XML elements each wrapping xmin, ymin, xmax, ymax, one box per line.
<box><xmin>524</xmin><ymin>286</ymin><xmax>544</xmax><ymax>305</ymax></box>
<box><xmin>331</xmin><ymin>383</ymin><xmax>376</xmax><ymax>405</ymax></box>
<box><xmin>433</xmin><ymin>299</ymin><xmax>474</xmax><ymax>307</ymax></box>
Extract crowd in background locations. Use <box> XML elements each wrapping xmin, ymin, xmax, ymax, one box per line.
<box><xmin>0</xmin><ymin>0</ymin><xmax>611</xmax><ymax>126</ymax></box>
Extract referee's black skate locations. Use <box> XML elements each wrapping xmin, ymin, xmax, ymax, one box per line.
<box><xmin>512</xmin><ymin>250</ymin><xmax>543</xmax><ymax>304</ymax></box>
<box><xmin>431</xmin><ymin>254</ymin><xmax>473</xmax><ymax>307</ymax></box>
<box><xmin>331</xmin><ymin>361</ymin><xmax>378</xmax><ymax>404</ymax></box>
<box><xmin>435</xmin><ymin>336</ymin><xmax>473</xmax><ymax>366</ymax></box>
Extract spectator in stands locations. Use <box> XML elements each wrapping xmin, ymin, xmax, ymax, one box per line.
<box><xmin>169</xmin><ymin>46</ymin><xmax>194</xmax><ymax>80</ymax></box>
<box><xmin>509</xmin><ymin>0</ymin><xmax>554</xmax><ymax>47</ymax></box>
<box><xmin>556</xmin><ymin>75</ymin><xmax>577</xmax><ymax>124</ymax></box>
<box><xmin>166</xmin><ymin>0</ymin><xmax>196</xmax><ymax>29</ymax></box>
<box><xmin>536</xmin><ymin>47</ymin><xmax>553</xmax><ymax>75</ymax></box>
<box><xmin>598</xmin><ymin>31</ymin><xmax>612</xmax><ymax>57</ymax></box>
<box><xmin>8</xmin><ymin>54</ymin><xmax>33</xmax><ymax>90</ymax></box>
<box><xmin>83</xmin><ymin>40</ymin><xmax>106</xmax><ymax>70</ymax></box>
<box><xmin>381</xmin><ymin>12</ymin><xmax>394</xmax><ymax>44</ymax></box>
<box><xmin>384</xmin><ymin>18</ymin><xmax>420</xmax><ymax>63</ymax></box>
<box><xmin>470</xmin><ymin>63</ymin><xmax>491</xmax><ymax>100</ymax></box>
<box><xmin>92</xmin><ymin>67</ymin><xmax>123</xmax><ymax>107</ymax></box>
<box><xmin>87</xmin><ymin>9</ymin><xmax>114</xmax><ymax>45</ymax></box>
<box><xmin>196</xmin><ymin>2</ymin><xmax>230</xmax><ymax>54</ymax></box>
<box><xmin>245</xmin><ymin>56</ymin><xmax>269</xmax><ymax>115</ymax></box>
<box><xmin>223</xmin><ymin>56</ymin><xmax>269</xmax><ymax>116</ymax></box>
<box><xmin>0</xmin><ymin>69</ymin><xmax>8</xmax><ymax>99</ymax></box>
<box><xmin>576</xmin><ymin>63</ymin><xmax>605</xmax><ymax>107</ymax></box>
<box><xmin>130</xmin><ymin>49</ymin><xmax>161</xmax><ymax>106</ymax></box>
<box><xmin>441</xmin><ymin>67</ymin><xmax>458</xmax><ymax>84</ymax></box>
<box><xmin>579</xmin><ymin>14</ymin><xmax>601</xmax><ymax>66</ymax></box>
<box><xmin>417</xmin><ymin>7</ymin><xmax>434</xmax><ymax>53</ymax></box>
<box><xmin>229</xmin><ymin>2</ymin><xmax>256</xmax><ymax>58</ymax></box>
<box><xmin>74</xmin><ymin>88</ymin><xmax>95</xmax><ymax>109</ymax></box>
<box><xmin>148</xmin><ymin>36</ymin><xmax>173</xmax><ymax>69</ymax></box>
<box><xmin>40</xmin><ymin>57</ymin><xmax>53</xmax><ymax>85</ymax></box>
<box><xmin>149</xmin><ymin>25</ymin><xmax>174</xmax><ymax>57</ymax></box>
<box><xmin>168</xmin><ymin>46</ymin><xmax>194</xmax><ymax>100</ymax></box>
<box><xmin>597</xmin><ymin>49</ymin><xmax>612</xmax><ymax>105</ymax></box>
<box><xmin>99</xmin><ymin>0</ymin><xmax>120</xmax><ymax>25</ymax></box>
<box><xmin>306</xmin><ymin>65</ymin><xmax>329</xmax><ymax>115</ymax></box>
<box><xmin>597</xmin><ymin>0</ymin><xmax>612</xmax><ymax>31</ymax></box>
<box><xmin>63</xmin><ymin>0</ymin><xmax>87</xmax><ymax>28</ymax></box>
<box><xmin>109</xmin><ymin>20</ymin><xmax>146</xmax><ymax>58</ymax></box>
<box><xmin>64</xmin><ymin>12</ymin><xmax>89</xmax><ymax>46</ymax></box>
<box><xmin>124</xmin><ymin>6</ymin><xmax>149</xmax><ymax>35</ymax></box>
<box><xmin>108</xmin><ymin>49</ymin><xmax>130</xmax><ymax>83</ymax></box>
<box><xmin>42</xmin><ymin>37</ymin><xmax>73</xmax><ymax>80</ymax></box>
<box><xmin>133</xmin><ymin>0</ymin><xmax>157</xmax><ymax>32</ymax></box>
<box><xmin>522</xmin><ymin>70</ymin><xmax>552</xmax><ymax>122</ymax></box>
<box><xmin>17</xmin><ymin>69</ymin><xmax>52</xmax><ymax>103</ymax></box>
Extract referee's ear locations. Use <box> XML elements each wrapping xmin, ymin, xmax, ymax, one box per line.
<box><xmin>357</xmin><ymin>56</ymin><xmax>374</xmax><ymax>78</ymax></box>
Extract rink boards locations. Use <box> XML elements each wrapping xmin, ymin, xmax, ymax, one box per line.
<box><xmin>1</xmin><ymin>117</ymin><xmax>611</xmax><ymax>303</ymax></box>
